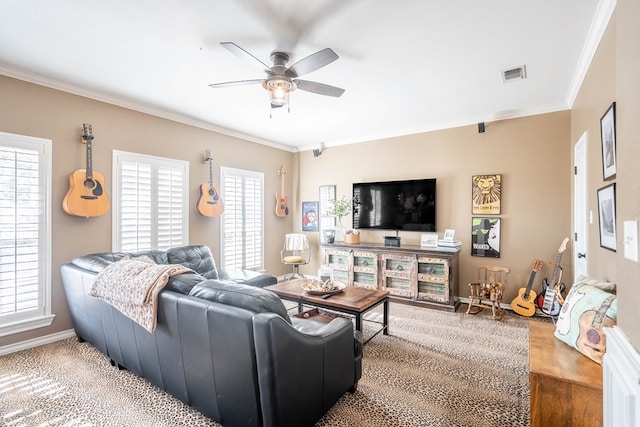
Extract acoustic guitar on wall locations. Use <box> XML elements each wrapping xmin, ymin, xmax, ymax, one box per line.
<box><xmin>275</xmin><ymin>165</ymin><xmax>289</xmax><ymax>217</ymax></box>
<box><xmin>196</xmin><ymin>150</ymin><xmax>224</xmax><ymax>217</ymax></box>
<box><xmin>510</xmin><ymin>259</ymin><xmax>543</xmax><ymax>317</ymax></box>
<box><xmin>62</xmin><ymin>124</ymin><xmax>110</xmax><ymax>217</ymax></box>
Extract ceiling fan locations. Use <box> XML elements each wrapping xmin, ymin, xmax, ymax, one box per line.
<box><xmin>209</xmin><ymin>42</ymin><xmax>345</xmax><ymax>110</ymax></box>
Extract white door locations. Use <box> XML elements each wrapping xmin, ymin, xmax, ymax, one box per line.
<box><xmin>573</xmin><ymin>132</ymin><xmax>588</xmax><ymax>280</ymax></box>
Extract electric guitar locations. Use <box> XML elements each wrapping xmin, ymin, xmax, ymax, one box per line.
<box><xmin>62</xmin><ymin>124</ymin><xmax>110</xmax><ymax>217</ymax></box>
<box><xmin>196</xmin><ymin>150</ymin><xmax>224</xmax><ymax>217</ymax></box>
<box><xmin>536</xmin><ymin>237</ymin><xmax>569</xmax><ymax>316</ymax></box>
<box><xmin>275</xmin><ymin>165</ymin><xmax>289</xmax><ymax>217</ymax></box>
<box><xmin>510</xmin><ymin>259</ymin><xmax>543</xmax><ymax>317</ymax></box>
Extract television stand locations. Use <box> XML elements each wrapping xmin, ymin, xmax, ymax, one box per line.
<box><xmin>321</xmin><ymin>242</ymin><xmax>460</xmax><ymax>312</ymax></box>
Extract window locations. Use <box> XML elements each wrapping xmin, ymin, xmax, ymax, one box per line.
<box><xmin>0</xmin><ymin>132</ymin><xmax>53</xmax><ymax>337</ymax></box>
<box><xmin>113</xmin><ymin>151</ymin><xmax>189</xmax><ymax>252</ymax></box>
<box><xmin>220</xmin><ymin>167</ymin><xmax>264</xmax><ymax>271</ymax></box>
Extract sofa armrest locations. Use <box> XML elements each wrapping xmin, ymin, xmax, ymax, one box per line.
<box><xmin>218</xmin><ymin>268</ymin><xmax>277</xmax><ymax>288</ymax></box>
<box><xmin>252</xmin><ymin>313</ymin><xmax>361</xmax><ymax>427</ymax></box>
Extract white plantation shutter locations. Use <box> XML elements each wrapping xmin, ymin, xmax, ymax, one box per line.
<box><xmin>220</xmin><ymin>167</ymin><xmax>264</xmax><ymax>270</ymax></box>
<box><xmin>0</xmin><ymin>132</ymin><xmax>53</xmax><ymax>336</ymax></box>
<box><xmin>113</xmin><ymin>151</ymin><xmax>188</xmax><ymax>252</ymax></box>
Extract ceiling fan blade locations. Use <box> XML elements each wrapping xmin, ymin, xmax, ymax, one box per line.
<box><xmin>209</xmin><ymin>79</ymin><xmax>264</xmax><ymax>89</ymax></box>
<box><xmin>220</xmin><ymin>41</ymin><xmax>271</xmax><ymax>73</ymax></box>
<box><xmin>285</xmin><ymin>48</ymin><xmax>338</xmax><ymax>78</ymax></box>
<box><xmin>294</xmin><ymin>79</ymin><xmax>345</xmax><ymax>97</ymax></box>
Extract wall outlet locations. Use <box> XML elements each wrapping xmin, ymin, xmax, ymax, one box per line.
<box><xmin>623</xmin><ymin>221</ymin><xmax>639</xmax><ymax>262</ymax></box>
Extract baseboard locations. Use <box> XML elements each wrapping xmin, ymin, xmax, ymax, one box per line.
<box><xmin>0</xmin><ymin>329</ymin><xmax>76</xmax><ymax>356</ymax></box>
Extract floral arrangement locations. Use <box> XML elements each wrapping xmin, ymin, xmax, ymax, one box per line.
<box><xmin>327</xmin><ymin>196</ymin><xmax>352</xmax><ymax>221</ymax></box>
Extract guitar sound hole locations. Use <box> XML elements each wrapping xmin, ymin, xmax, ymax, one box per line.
<box><xmin>83</xmin><ymin>178</ymin><xmax>97</xmax><ymax>191</ymax></box>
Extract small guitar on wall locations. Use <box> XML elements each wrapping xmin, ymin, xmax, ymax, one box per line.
<box><xmin>536</xmin><ymin>237</ymin><xmax>569</xmax><ymax>317</ymax></box>
<box><xmin>62</xmin><ymin>124</ymin><xmax>110</xmax><ymax>217</ymax></box>
<box><xmin>275</xmin><ymin>165</ymin><xmax>289</xmax><ymax>217</ymax></box>
<box><xmin>510</xmin><ymin>259</ymin><xmax>543</xmax><ymax>317</ymax></box>
<box><xmin>196</xmin><ymin>150</ymin><xmax>224</xmax><ymax>217</ymax></box>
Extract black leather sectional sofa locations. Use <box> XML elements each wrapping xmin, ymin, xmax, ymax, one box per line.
<box><xmin>61</xmin><ymin>245</ymin><xmax>362</xmax><ymax>427</ymax></box>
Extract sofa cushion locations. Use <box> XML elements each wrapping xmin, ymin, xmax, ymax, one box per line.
<box><xmin>554</xmin><ymin>282</ymin><xmax>617</xmax><ymax>364</ymax></box>
<box><xmin>166</xmin><ymin>272</ymin><xmax>207</xmax><ymax>295</ymax></box>
<box><xmin>167</xmin><ymin>245</ymin><xmax>218</xmax><ymax>279</ymax></box>
<box><xmin>189</xmin><ymin>280</ymin><xmax>291</xmax><ymax>324</ymax></box>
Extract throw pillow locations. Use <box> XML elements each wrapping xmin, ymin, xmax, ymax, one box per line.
<box><xmin>554</xmin><ymin>283</ymin><xmax>617</xmax><ymax>364</ymax></box>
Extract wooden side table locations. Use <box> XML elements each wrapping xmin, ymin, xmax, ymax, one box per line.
<box><xmin>529</xmin><ymin>320</ymin><xmax>603</xmax><ymax>426</ymax></box>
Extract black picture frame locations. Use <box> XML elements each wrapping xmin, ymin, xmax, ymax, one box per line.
<box><xmin>600</xmin><ymin>102</ymin><xmax>617</xmax><ymax>181</ymax></box>
<box><xmin>471</xmin><ymin>217</ymin><xmax>501</xmax><ymax>258</ymax></box>
<box><xmin>597</xmin><ymin>183</ymin><xmax>616</xmax><ymax>251</ymax></box>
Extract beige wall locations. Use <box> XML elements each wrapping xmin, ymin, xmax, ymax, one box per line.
<box><xmin>296</xmin><ymin>111</ymin><xmax>573</xmax><ymax>303</ymax></box>
<box><xmin>0</xmin><ymin>75</ymin><xmax>294</xmax><ymax>347</ymax></box>
<box><xmin>570</xmin><ymin>3</ymin><xmax>640</xmax><ymax>350</ymax></box>
<box><xmin>615</xmin><ymin>0</ymin><xmax>640</xmax><ymax>349</ymax></box>
<box><xmin>3</xmin><ymin>1</ymin><xmax>640</xmax><ymax>352</ymax></box>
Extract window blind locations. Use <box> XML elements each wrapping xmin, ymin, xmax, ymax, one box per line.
<box><xmin>0</xmin><ymin>132</ymin><xmax>52</xmax><ymax>335</ymax></box>
<box><xmin>113</xmin><ymin>151</ymin><xmax>188</xmax><ymax>252</ymax></box>
<box><xmin>220</xmin><ymin>167</ymin><xmax>264</xmax><ymax>271</ymax></box>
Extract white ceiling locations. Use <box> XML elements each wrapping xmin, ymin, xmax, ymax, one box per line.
<box><xmin>0</xmin><ymin>0</ymin><xmax>613</xmax><ymax>152</ymax></box>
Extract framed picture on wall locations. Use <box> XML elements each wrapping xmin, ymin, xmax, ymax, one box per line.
<box><xmin>302</xmin><ymin>201</ymin><xmax>318</xmax><ymax>232</ymax></box>
<box><xmin>471</xmin><ymin>217</ymin><xmax>501</xmax><ymax>257</ymax></box>
<box><xmin>597</xmin><ymin>183</ymin><xmax>616</xmax><ymax>251</ymax></box>
<box><xmin>318</xmin><ymin>185</ymin><xmax>336</xmax><ymax>241</ymax></box>
<box><xmin>600</xmin><ymin>102</ymin><xmax>617</xmax><ymax>181</ymax></box>
<box><xmin>471</xmin><ymin>174</ymin><xmax>502</xmax><ymax>215</ymax></box>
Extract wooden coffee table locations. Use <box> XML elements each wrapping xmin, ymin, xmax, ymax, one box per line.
<box><xmin>265</xmin><ymin>279</ymin><xmax>390</xmax><ymax>343</ymax></box>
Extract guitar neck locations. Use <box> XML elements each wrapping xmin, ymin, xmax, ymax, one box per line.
<box><xmin>208</xmin><ymin>158</ymin><xmax>214</xmax><ymax>189</ymax></box>
<box><xmin>83</xmin><ymin>124</ymin><xmax>94</xmax><ymax>180</ymax></box>
<box><xmin>549</xmin><ymin>252</ymin><xmax>563</xmax><ymax>285</ymax></box>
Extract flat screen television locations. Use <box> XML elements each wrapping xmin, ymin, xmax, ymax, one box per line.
<box><xmin>352</xmin><ymin>178</ymin><xmax>436</xmax><ymax>231</ymax></box>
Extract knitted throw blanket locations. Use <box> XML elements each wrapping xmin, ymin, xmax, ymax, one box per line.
<box><xmin>89</xmin><ymin>256</ymin><xmax>192</xmax><ymax>333</ymax></box>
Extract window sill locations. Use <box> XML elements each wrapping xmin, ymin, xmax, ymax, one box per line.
<box><xmin>0</xmin><ymin>314</ymin><xmax>56</xmax><ymax>338</ymax></box>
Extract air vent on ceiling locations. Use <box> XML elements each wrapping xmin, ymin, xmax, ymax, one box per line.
<box><xmin>501</xmin><ymin>65</ymin><xmax>527</xmax><ymax>83</ymax></box>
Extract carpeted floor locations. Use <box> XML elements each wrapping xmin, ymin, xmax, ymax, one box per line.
<box><xmin>0</xmin><ymin>303</ymin><xmax>538</xmax><ymax>426</ymax></box>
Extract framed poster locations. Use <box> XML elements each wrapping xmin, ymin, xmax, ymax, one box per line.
<box><xmin>472</xmin><ymin>174</ymin><xmax>502</xmax><ymax>215</ymax></box>
<box><xmin>597</xmin><ymin>183</ymin><xmax>616</xmax><ymax>251</ymax></box>
<box><xmin>471</xmin><ymin>217</ymin><xmax>501</xmax><ymax>257</ymax></box>
<box><xmin>600</xmin><ymin>102</ymin><xmax>617</xmax><ymax>181</ymax></box>
<box><xmin>302</xmin><ymin>201</ymin><xmax>318</xmax><ymax>232</ymax></box>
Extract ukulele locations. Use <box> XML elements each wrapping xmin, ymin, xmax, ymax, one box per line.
<box><xmin>536</xmin><ymin>237</ymin><xmax>569</xmax><ymax>316</ymax></box>
<box><xmin>275</xmin><ymin>165</ymin><xmax>289</xmax><ymax>217</ymax></box>
<box><xmin>195</xmin><ymin>150</ymin><xmax>224</xmax><ymax>217</ymax></box>
<box><xmin>510</xmin><ymin>259</ymin><xmax>543</xmax><ymax>317</ymax></box>
<box><xmin>62</xmin><ymin>124</ymin><xmax>110</xmax><ymax>217</ymax></box>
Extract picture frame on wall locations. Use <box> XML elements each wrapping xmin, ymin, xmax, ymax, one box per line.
<box><xmin>318</xmin><ymin>185</ymin><xmax>336</xmax><ymax>241</ymax></box>
<box><xmin>471</xmin><ymin>217</ymin><xmax>501</xmax><ymax>257</ymax></box>
<box><xmin>302</xmin><ymin>201</ymin><xmax>318</xmax><ymax>232</ymax></box>
<box><xmin>600</xmin><ymin>102</ymin><xmax>617</xmax><ymax>180</ymax></box>
<box><xmin>597</xmin><ymin>183</ymin><xmax>617</xmax><ymax>251</ymax></box>
<box><xmin>471</xmin><ymin>174</ymin><xmax>502</xmax><ymax>215</ymax></box>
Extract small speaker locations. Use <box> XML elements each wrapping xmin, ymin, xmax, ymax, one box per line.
<box><xmin>384</xmin><ymin>236</ymin><xmax>401</xmax><ymax>247</ymax></box>
<box><xmin>312</xmin><ymin>149</ymin><xmax>322</xmax><ymax>157</ymax></box>
<box><xmin>477</xmin><ymin>122</ymin><xmax>485</xmax><ymax>133</ymax></box>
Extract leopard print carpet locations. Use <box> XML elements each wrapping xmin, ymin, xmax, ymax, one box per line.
<box><xmin>0</xmin><ymin>303</ymin><xmax>533</xmax><ymax>426</ymax></box>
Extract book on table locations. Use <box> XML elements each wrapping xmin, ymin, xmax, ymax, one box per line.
<box><xmin>438</xmin><ymin>239</ymin><xmax>462</xmax><ymax>247</ymax></box>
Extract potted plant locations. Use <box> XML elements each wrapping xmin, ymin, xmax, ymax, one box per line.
<box><xmin>327</xmin><ymin>196</ymin><xmax>352</xmax><ymax>242</ymax></box>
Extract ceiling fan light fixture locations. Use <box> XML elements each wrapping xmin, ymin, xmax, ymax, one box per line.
<box><xmin>263</xmin><ymin>77</ymin><xmax>296</xmax><ymax>107</ymax></box>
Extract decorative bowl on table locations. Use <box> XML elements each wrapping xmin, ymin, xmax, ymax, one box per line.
<box><xmin>301</xmin><ymin>280</ymin><xmax>346</xmax><ymax>295</ymax></box>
